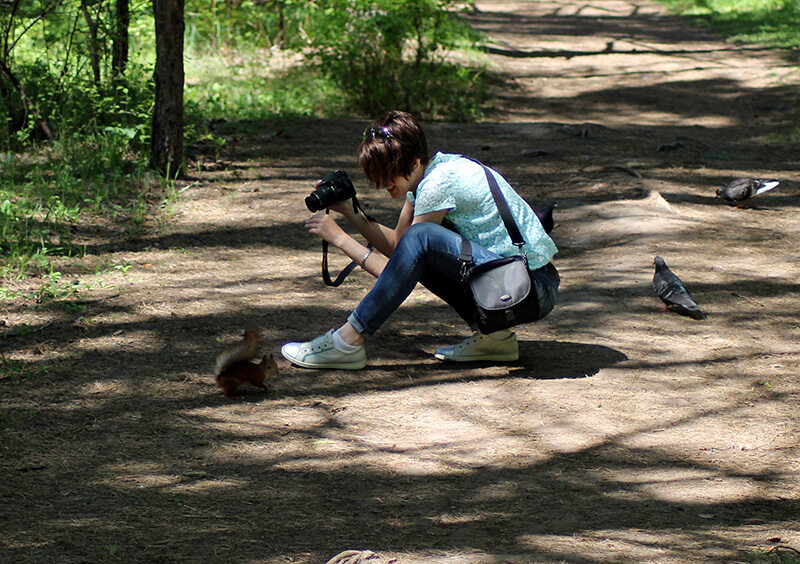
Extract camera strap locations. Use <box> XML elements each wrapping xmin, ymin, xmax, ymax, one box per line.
<box><xmin>321</xmin><ymin>239</ymin><xmax>359</xmax><ymax>287</ymax></box>
<box><xmin>321</xmin><ymin>199</ymin><xmax>376</xmax><ymax>287</ymax></box>
<box><xmin>351</xmin><ymin>193</ymin><xmax>378</xmax><ymax>223</ymax></box>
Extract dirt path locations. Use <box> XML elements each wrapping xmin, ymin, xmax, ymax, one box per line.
<box><xmin>2</xmin><ymin>1</ymin><xmax>799</xmax><ymax>563</ymax></box>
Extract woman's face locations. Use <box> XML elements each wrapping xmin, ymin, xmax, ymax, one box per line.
<box><xmin>382</xmin><ymin>159</ymin><xmax>424</xmax><ymax>199</ymax></box>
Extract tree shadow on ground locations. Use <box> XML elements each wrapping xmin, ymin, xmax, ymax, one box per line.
<box><xmin>1</xmin><ymin>320</ymin><xmax>797</xmax><ymax>563</ymax></box>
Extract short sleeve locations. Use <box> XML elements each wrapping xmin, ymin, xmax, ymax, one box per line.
<box><xmin>413</xmin><ymin>161</ymin><xmax>458</xmax><ymax>216</ymax></box>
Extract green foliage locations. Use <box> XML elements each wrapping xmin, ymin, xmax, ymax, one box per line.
<box><xmin>185</xmin><ymin>0</ymin><xmax>315</xmax><ymax>52</ymax></box>
<box><xmin>0</xmin><ymin>0</ymin><xmax>156</xmax><ymax>277</ymax></box>
<box><xmin>0</xmin><ymin>125</ymin><xmax>155</xmax><ymax>278</ymax></box>
<box><xmin>0</xmin><ymin>355</ymin><xmax>50</xmax><ymax>383</ymax></box>
<box><xmin>183</xmin><ymin>0</ymin><xmax>488</xmax><ymax>122</ymax></box>
<box><xmin>750</xmin><ymin>546</ymin><xmax>800</xmax><ymax>564</ymax></box>
<box><xmin>303</xmin><ymin>0</ymin><xmax>487</xmax><ymax>119</ymax></box>
<box><xmin>657</xmin><ymin>0</ymin><xmax>800</xmax><ymax>48</ymax></box>
<box><xmin>0</xmin><ymin>62</ymin><xmax>154</xmax><ymax>151</ymax></box>
<box><xmin>0</xmin><ymin>0</ymin><xmax>490</xmax><ymax>279</ymax></box>
<box><xmin>184</xmin><ymin>51</ymin><xmax>344</xmax><ymax>122</ymax></box>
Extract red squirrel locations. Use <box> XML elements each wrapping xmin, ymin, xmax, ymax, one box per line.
<box><xmin>214</xmin><ymin>327</ymin><xmax>278</xmax><ymax>398</ymax></box>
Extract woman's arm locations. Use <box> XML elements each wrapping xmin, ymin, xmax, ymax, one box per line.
<box><xmin>303</xmin><ymin>213</ymin><xmax>388</xmax><ymax>278</ymax></box>
<box><xmin>411</xmin><ymin>209</ymin><xmax>447</xmax><ymax>226</ymax></box>
<box><xmin>307</xmin><ymin>201</ymin><xmax>447</xmax><ymax>279</ymax></box>
<box><xmin>334</xmin><ymin>197</ymin><xmax>416</xmax><ymax>257</ymax></box>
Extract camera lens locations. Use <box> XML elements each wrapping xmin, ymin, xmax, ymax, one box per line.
<box><xmin>305</xmin><ymin>184</ymin><xmax>335</xmax><ymax>212</ymax></box>
<box><xmin>305</xmin><ymin>170</ymin><xmax>355</xmax><ymax>212</ymax></box>
<box><xmin>305</xmin><ymin>193</ymin><xmax>323</xmax><ymax>212</ymax></box>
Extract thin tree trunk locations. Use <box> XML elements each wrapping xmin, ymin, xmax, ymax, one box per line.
<box><xmin>151</xmin><ymin>0</ymin><xmax>185</xmax><ymax>177</ymax></box>
<box><xmin>0</xmin><ymin>59</ymin><xmax>54</xmax><ymax>141</ymax></box>
<box><xmin>80</xmin><ymin>0</ymin><xmax>102</xmax><ymax>85</ymax></box>
<box><xmin>276</xmin><ymin>1</ymin><xmax>285</xmax><ymax>45</ymax></box>
<box><xmin>112</xmin><ymin>0</ymin><xmax>129</xmax><ymax>79</ymax></box>
<box><xmin>0</xmin><ymin>0</ymin><xmax>62</xmax><ymax>140</ymax></box>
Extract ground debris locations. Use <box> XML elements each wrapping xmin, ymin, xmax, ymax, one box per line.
<box><xmin>325</xmin><ymin>550</ymin><xmax>398</xmax><ymax>564</ymax></box>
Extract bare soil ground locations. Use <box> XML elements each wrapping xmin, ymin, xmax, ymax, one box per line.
<box><xmin>2</xmin><ymin>1</ymin><xmax>799</xmax><ymax>562</ymax></box>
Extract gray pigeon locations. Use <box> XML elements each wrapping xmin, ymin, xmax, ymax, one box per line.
<box><xmin>716</xmin><ymin>178</ymin><xmax>779</xmax><ymax>205</ymax></box>
<box><xmin>652</xmin><ymin>256</ymin><xmax>706</xmax><ymax>319</ymax></box>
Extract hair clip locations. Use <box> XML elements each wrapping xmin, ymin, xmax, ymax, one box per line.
<box><xmin>363</xmin><ymin>126</ymin><xmax>395</xmax><ymax>141</ymax></box>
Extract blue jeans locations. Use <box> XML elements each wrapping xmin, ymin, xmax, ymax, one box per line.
<box><xmin>347</xmin><ymin>222</ymin><xmax>508</xmax><ymax>335</ymax></box>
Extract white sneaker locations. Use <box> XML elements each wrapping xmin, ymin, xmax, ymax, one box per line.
<box><xmin>281</xmin><ymin>329</ymin><xmax>366</xmax><ymax>369</ymax></box>
<box><xmin>434</xmin><ymin>331</ymin><xmax>518</xmax><ymax>362</ymax></box>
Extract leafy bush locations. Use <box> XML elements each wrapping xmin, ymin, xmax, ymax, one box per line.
<box><xmin>0</xmin><ymin>54</ymin><xmax>156</xmax><ymax>279</ymax></box>
<box><xmin>184</xmin><ymin>51</ymin><xmax>343</xmax><ymax>122</ymax></box>
<box><xmin>303</xmin><ymin>0</ymin><xmax>487</xmax><ymax>120</ymax></box>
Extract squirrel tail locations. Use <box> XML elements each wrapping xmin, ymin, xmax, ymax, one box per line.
<box><xmin>215</xmin><ymin>327</ymin><xmax>260</xmax><ymax>376</ymax></box>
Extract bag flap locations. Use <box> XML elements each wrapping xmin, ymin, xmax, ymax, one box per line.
<box><xmin>467</xmin><ymin>258</ymin><xmax>531</xmax><ymax>310</ymax></box>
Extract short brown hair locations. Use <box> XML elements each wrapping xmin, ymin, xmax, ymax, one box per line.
<box><xmin>358</xmin><ymin>111</ymin><xmax>429</xmax><ymax>188</ymax></box>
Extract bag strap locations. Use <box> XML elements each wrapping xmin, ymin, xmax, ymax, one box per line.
<box><xmin>458</xmin><ymin>234</ymin><xmax>474</xmax><ymax>282</ymax></box>
<box><xmin>458</xmin><ymin>159</ymin><xmax>527</xmax><ymax>279</ymax></box>
<box><xmin>471</xmin><ymin>159</ymin><xmax>526</xmax><ymax>249</ymax></box>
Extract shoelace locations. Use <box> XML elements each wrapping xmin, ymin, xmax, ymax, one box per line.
<box><xmin>457</xmin><ymin>333</ymin><xmax>486</xmax><ymax>349</ymax></box>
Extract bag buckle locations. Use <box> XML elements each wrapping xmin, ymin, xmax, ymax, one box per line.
<box><xmin>514</xmin><ymin>242</ymin><xmax>529</xmax><ymax>266</ymax></box>
<box><xmin>459</xmin><ymin>260</ymin><xmax>472</xmax><ymax>283</ymax></box>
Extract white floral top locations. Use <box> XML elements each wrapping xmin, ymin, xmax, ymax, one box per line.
<box><xmin>408</xmin><ymin>152</ymin><xmax>558</xmax><ymax>270</ymax></box>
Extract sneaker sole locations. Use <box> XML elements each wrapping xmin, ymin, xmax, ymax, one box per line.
<box><xmin>281</xmin><ymin>350</ymin><xmax>366</xmax><ymax>370</ymax></box>
<box><xmin>434</xmin><ymin>352</ymin><xmax>519</xmax><ymax>362</ymax></box>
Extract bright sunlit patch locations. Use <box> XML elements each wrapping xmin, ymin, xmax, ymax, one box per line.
<box><xmin>94</xmin><ymin>463</ymin><xmax>183</xmax><ymax>490</ymax></box>
<box><xmin>637</xmin><ymin>471</ymin><xmax>759</xmax><ymax>503</ymax></box>
<box><xmin>165</xmin><ymin>478</ymin><xmax>247</xmax><ymax>494</ymax></box>
<box><xmin>79</xmin><ymin>379</ymin><xmax>130</xmax><ymax>396</ymax></box>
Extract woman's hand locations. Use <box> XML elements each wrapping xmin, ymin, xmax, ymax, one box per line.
<box><xmin>304</xmin><ymin>212</ymin><xmax>348</xmax><ymax>247</ymax></box>
<box><xmin>310</xmin><ymin>178</ymin><xmax>356</xmax><ymax>217</ymax></box>
<box><xmin>325</xmin><ymin>199</ymin><xmax>355</xmax><ymax>216</ymax></box>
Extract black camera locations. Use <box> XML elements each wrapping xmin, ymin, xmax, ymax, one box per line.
<box><xmin>305</xmin><ymin>169</ymin><xmax>356</xmax><ymax>212</ymax></box>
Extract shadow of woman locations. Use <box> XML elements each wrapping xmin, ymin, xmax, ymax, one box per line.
<box><xmin>509</xmin><ymin>340</ymin><xmax>628</xmax><ymax>379</ymax></box>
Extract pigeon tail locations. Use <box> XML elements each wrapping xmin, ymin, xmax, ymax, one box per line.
<box><xmin>533</xmin><ymin>200</ymin><xmax>557</xmax><ymax>234</ymax></box>
<box><xmin>667</xmin><ymin>302</ymin><xmax>707</xmax><ymax>319</ymax></box>
<box><xmin>754</xmin><ymin>179</ymin><xmax>779</xmax><ymax>195</ymax></box>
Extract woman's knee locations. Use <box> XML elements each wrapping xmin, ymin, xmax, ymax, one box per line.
<box><xmin>395</xmin><ymin>222</ymin><xmax>440</xmax><ymax>255</ymax></box>
<box><xmin>404</xmin><ymin>221</ymin><xmax>442</xmax><ymax>241</ymax></box>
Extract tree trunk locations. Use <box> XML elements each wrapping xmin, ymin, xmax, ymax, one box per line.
<box><xmin>0</xmin><ymin>59</ymin><xmax>55</xmax><ymax>141</ymax></box>
<box><xmin>80</xmin><ymin>0</ymin><xmax>102</xmax><ymax>85</ymax></box>
<box><xmin>276</xmin><ymin>1</ymin><xmax>285</xmax><ymax>45</ymax></box>
<box><xmin>0</xmin><ymin>0</ymin><xmax>60</xmax><ymax>140</ymax></box>
<box><xmin>112</xmin><ymin>0</ymin><xmax>129</xmax><ymax>79</ymax></box>
<box><xmin>151</xmin><ymin>0</ymin><xmax>184</xmax><ymax>178</ymax></box>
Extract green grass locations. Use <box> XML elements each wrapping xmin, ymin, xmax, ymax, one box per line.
<box><xmin>657</xmin><ymin>0</ymin><xmax>800</xmax><ymax>48</ymax></box>
<box><xmin>184</xmin><ymin>49</ymin><xmax>347</xmax><ymax>121</ymax></box>
<box><xmin>749</xmin><ymin>546</ymin><xmax>800</xmax><ymax>564</ymax></box>
<box><xmin>0</xmin><ymin>134</ymin><xmax>155</xmax><ymax>279</ymax></box>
